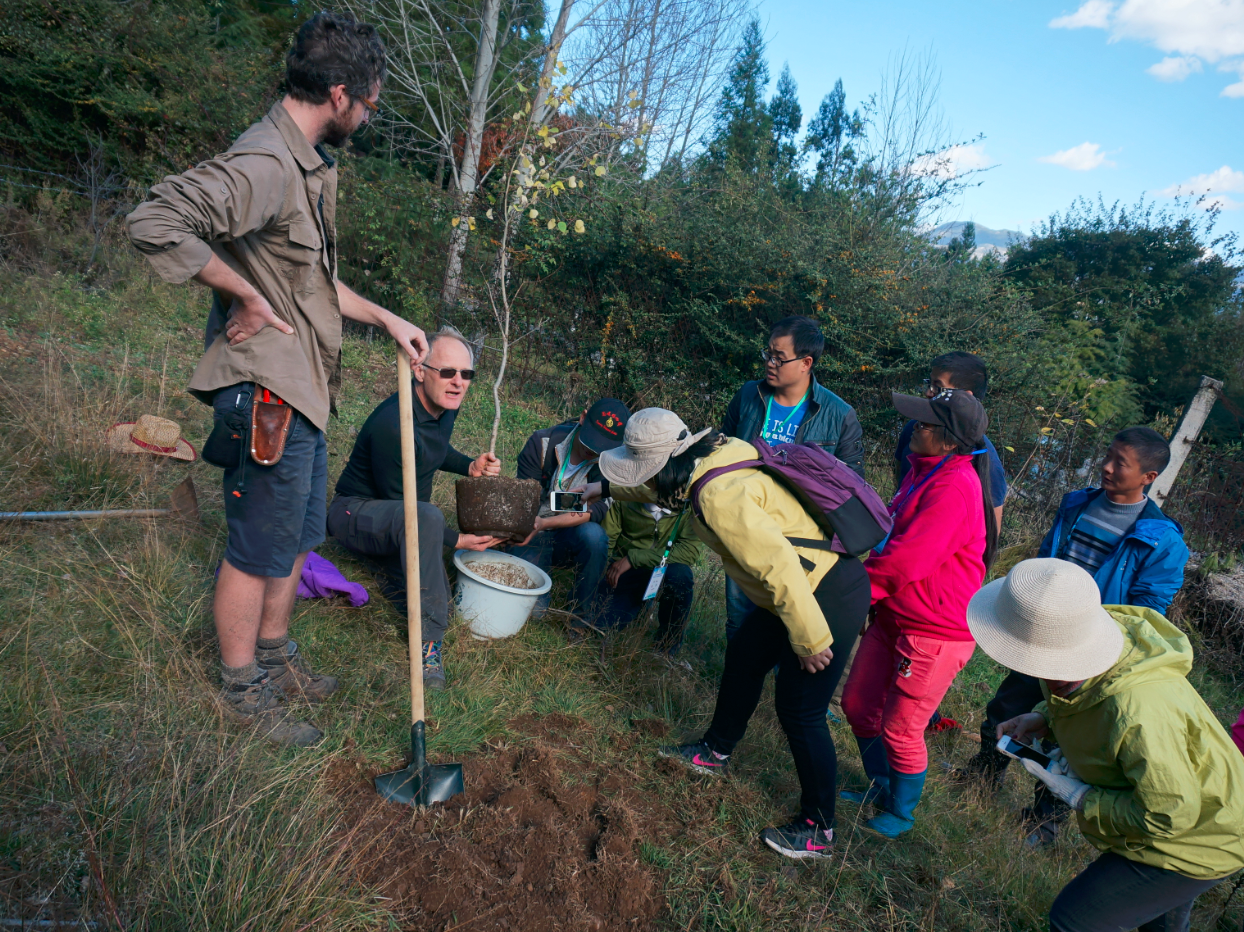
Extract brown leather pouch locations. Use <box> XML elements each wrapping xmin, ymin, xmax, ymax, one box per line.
<box><xmin>251</xmin><ymin>388</ymin><xmax>294</xmax><ymax>466</ymax></box>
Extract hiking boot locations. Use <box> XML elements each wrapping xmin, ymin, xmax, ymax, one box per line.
<box><xmin>760</xmin><ymin>819</ymin><xmax>835</xmax><ymax>860</ymax></box>
<box><xmin>220</xmin><ymin>673</ymin><xmax>322</xmax><ymax>747</ymax></box>
<box><xmin>257</xmin><ymin>640</ymin><xmax>339</xmax><ymax>702</ymax></box>
<box><xmin>423</xmin><ymin>641</ymin><xmax>446</xmax><ymax>691</ymax></box>
<box><xmin>658</xmin><ymin>740</ymin><xmax>730</xmax><ymax>777</ymax></box>
<box><xmin>1020</xmin><ymin>807</ymin><xmax>1061</xmax><ymax>849</ymax></box>
<box><xmin>947</xmin><ymin>747</ymin><xmax>1009</xmax><ymax>792</ymax></box>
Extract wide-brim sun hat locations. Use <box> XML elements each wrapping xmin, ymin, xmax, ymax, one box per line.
<box><xmin>967</xmin><ymin>558</ymin><xmax>1124</xmax><ymax>681</ymax></box>
<box><xmin>597</xmin><ymin>407</ymin><xmax>712</xmax><ymax>487</ymax></box>
<box><xmin>106</xmin><ymin>414</ymin><xmax>197</xmax><ymax>462</ymax></box>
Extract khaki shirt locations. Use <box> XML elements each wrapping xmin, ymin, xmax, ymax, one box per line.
<box><xmin>126</xmin><ymin>102</ymin><xmax>342</xmax><ymax>430</ymax></box>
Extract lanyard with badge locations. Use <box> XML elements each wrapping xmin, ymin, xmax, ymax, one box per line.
<box><xmin>643</xmin><ymin>509</ymin><xmax>689</xmax><ymax>601</ymax></box>
<box><xmin>553</xmin><ymin>426</ymin><xmax>591</xmax><ymax>492</ymax></box>
<box><xmin>871</xmin><ymin>454</ymin><xmax>953</xmax><ymax>555</ymax></box>
<box><xmin>762</xmin><ymin>389</ymin><xmax>810</xmax><ymax>442</ymax></box>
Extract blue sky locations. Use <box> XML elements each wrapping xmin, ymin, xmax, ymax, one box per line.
<box><xmin>757</xmin><ymin>0</ymin><xmax>1244</xmax><ymax>240</ymax></box>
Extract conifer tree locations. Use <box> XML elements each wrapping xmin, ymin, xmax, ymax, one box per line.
<box><xmin>806</xmin><ymin>78</ymin><xmax>863</xmax><ymax>184</ymax></box>
<box><xmin>768</xmin><ymin>64</ymin><xmax>802</xmax><ymax>179</ymax></box>
<box><xmin>706</xmin><ymin>18</ymin><xmax>771</xmax><ymax>173</ymax></box>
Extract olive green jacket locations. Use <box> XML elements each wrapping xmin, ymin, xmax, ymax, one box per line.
<box><xmin>1035</xmin><ymin>607</ymin><xmax>1244</xmax><ymax>880</ymax></box>
<box><xmin>602</xmin><ymin>500</ymin><xmax>701</xmax><ymax>570</ymax></box>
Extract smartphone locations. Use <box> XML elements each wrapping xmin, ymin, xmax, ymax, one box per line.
<box><xmin>996</xmin><ymin>736</ymin><xmax>1052</xmax><ymax>769</ymax></box>
<box><xmin>551</xmin><ymin>490</ymin><xmax>588</xmax><ymax>513</ymax></box>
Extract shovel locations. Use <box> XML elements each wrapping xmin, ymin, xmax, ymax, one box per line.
<box><xmin>374</xmin><ymin>350</ymin><xmax>465</xmax><ymax>807</ymax></box>
<box><xmin>1</xmin><ymin>477</ymin><xmax>200</xmax><ymax>522</ymax></box>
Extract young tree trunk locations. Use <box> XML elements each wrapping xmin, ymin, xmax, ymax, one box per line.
<box><xmin>440</xmin><ymin>0</ymin><xmax>503</xmax><ymax>309</ymax></box>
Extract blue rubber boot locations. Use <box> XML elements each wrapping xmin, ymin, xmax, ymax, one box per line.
<box><xmin>841</xmin><ymin>736</ymin><xmax>892</xmax><ymax>807</ymax></box>
<box><xmin>865</xmin><ymin>769</ymin><xmax>927</xmax><ymax>838</ymax></box>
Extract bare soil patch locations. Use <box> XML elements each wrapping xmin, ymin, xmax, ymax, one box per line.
<box><xmin>331</xmin><ymin>716</ymin><xmax>672</xmax><ymax>931</ymax></box>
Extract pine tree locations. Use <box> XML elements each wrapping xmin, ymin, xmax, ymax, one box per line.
<box><xmin>805</xmin><ymin>78</ymin><xmax>863</xmax><ymax>185</ymax></box>
<box><xmin>768</xmin><ymin>64</ymin><xmax>802</xmax><ymax>179</ymax></box>
<box><xmin>706</xmin><ymin>18</ymin><xmax>772</xmax><ymax>173</ymax></box>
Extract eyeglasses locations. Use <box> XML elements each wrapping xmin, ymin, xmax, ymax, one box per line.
<box><xmin>760</xmin><ymin>349</ymin><xmax>809</xmax><ymax>368</ymax></box>
<box><xmin>912</xmin><ymin>422</ymin><xmax>942</xmax><ymax>434</ymax></box>
<box><xmin>351</xmin><ymin>94</ymin><xmax>381</xmax><ymax>118</ymax></box>
<box><xmin>422</xmin><ymin>363</ymin><xmax>476</xmax><ymax>380</ymax></box>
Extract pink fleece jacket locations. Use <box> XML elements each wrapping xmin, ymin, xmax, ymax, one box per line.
<box><xmin>866</xmin><ymin>453</ymin><xmax>986</xmax><ymax>641</ymax></box>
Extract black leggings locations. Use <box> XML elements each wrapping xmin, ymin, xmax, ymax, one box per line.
<box><xmin>704</xmin><ymin>557</ymin><xmax>871</xmax><ymax>828</ymax></box>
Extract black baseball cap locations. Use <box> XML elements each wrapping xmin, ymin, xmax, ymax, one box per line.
<box><xmin>578</xmin><ymin>398</ymin><xmax>631</xmax><ymax>453</ymax></box>
<box><xmin>892</xmin><ymin>389</ymin><xmax>988</xmax><ymax>451</ymax></box>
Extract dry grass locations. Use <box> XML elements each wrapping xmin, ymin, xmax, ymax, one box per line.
<box><xmin>1</xmin><ymin>246</ymin><xmax>1242</xmax><ymax>930</ymax></box>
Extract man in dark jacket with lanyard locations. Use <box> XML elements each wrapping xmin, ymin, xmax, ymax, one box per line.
<box><xmin>509</xmin><ymin>399</ymin><xmax>631</xmax><ymax>628</ymax></box>
<box><xmin>719</xmin><ymin>315</ymin><xmax>865</xmax><ymax>639</ymax></box>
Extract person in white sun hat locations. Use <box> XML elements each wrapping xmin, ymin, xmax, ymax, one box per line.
<box><xmin>968</xmin><ymin>558</ymin><xmax>1244</xmax><ymax>932</ymax></box>
<box><xmin>594</xmin><ymin>408</ymin><xmax>872</xmax><ymax>862</ymax></box>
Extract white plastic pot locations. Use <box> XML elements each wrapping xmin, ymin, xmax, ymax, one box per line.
<box><xmin>453</xmin><ymin>550</ymin><xmax>552</xmax><ymax>640</ymax></box>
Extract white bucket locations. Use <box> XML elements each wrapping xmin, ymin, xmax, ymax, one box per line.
<box><xmin>453</xmin><ymin>550</ymin><xmax>552</xmax><ymax>640</ymax></box>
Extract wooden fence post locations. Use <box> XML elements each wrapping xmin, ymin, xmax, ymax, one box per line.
<box><xmin>1150</xmin><ymin>375</ymin><xmax>1224</xmax><ymax>506</ymax></box>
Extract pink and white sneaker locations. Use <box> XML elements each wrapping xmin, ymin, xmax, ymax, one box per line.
<box><xmin>658</xmin><ymin>740</ymin><xmax>731</xmax><ymax>777</ymax></box>
<box><xmin>760</xmin><ymin>819</ymin><xmax>835</xmax><ymax>860</ymax></box>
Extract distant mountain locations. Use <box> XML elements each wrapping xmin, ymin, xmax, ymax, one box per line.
<box><xmin>928</xmin><ymin>221</ymin><xmax>1026</xmax><ymax>259</ymax></box>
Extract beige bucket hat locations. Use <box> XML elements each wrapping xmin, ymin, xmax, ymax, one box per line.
<box><xmin>967</xmin><ymin>558</ymin><xmax>1124</xmax><ymax>681</ymax></box>
<box><xmin>597</xmin><ymin>408</ymin><xmax>712</xmax><ymax>487</ymax></box>
<box><xmin>106</xmin><ymin>415</ymin><xmax>197</xmax><ymax>462</ymax></box>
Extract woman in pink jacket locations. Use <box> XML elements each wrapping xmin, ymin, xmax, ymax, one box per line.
<box><xmin>840</xmin><ymin>389</ymin><xmax>998</xmax><ymax>837</ymax></box>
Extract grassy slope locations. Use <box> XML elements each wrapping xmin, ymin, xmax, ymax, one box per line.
<box><xmin>1</xmin><ymin>264</ymin><xmax>1242</xmax><ymax>931</ymax></box>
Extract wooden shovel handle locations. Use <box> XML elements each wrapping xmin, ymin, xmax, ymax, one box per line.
<box><xmin>396</xmin><ymin>352</ymin><xmax>424</xmax><ymax>724</ymax></box>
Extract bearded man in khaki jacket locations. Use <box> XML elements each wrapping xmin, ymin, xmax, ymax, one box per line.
<box><xmin>127</xmin><ymin>12</ymin><xmax>427</xmax><ymax>746</ymax></box>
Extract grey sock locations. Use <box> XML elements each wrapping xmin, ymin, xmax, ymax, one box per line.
<box><xmin>221</xmin><ymin>660</ymin><xmax>261</xmax><ymax>687</ymax></box>
<box><xmin>255</xmin><ymin>635</ymin><xmax>291</xmax><ymax>659</ymax></box>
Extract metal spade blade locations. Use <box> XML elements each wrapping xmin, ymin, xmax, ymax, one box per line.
<box><xmin>374</xmin><ymin>721</ymin><xmax>464</xmax><ymax>806</ymax></box>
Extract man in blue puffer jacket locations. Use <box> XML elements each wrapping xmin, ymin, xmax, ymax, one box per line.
<box><xmin>720</xmin><ymin>315</ymin><xmax>865</xmax><ymax>639</ymax></box>
<box><xmin>954</xmin><ymin>426</ymin><xmax>1189</xmax><ymax>847</ymax></box>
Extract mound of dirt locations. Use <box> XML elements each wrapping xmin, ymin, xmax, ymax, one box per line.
<box><xmin>332</xmin><ymin>715</ymin><xmax>673</xmax><ymax>931</ymax></box>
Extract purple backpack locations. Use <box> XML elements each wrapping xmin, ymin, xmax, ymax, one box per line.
<box><xmin>689</xmin><ymin>439</ymin><xmax>892</xmax><ymax>558</ymax></box>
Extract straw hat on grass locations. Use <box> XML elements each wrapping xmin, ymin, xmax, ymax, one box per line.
<box><xmin>106</xmin><ymin>415</ymin><xmax>197</xmax><ymax>462</ymax></box>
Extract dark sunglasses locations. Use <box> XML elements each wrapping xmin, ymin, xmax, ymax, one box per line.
<box><xmin>421</xmin><ymin>363</ymin><xmax>475</xmax><ymax>380</ymax></box>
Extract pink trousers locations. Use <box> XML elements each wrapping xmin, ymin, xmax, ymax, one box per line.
<box><xmin>1232</xmin><ymin>707</ymin><xmax>1244</xmax><ymax>757</ymax></box>
<box><xmin>841</xmin><ymin>622</ymin><xmax>976</xmax><ymax>773</ymax></box>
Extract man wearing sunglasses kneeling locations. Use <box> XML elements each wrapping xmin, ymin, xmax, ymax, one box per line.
<box><xmin>329</xmin><ymin>326</ymin><xmax>503</xmax><ymax>689</ymax></box>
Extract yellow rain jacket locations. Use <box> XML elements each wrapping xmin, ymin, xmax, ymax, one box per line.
<box><xmin>612</xmin><ymin>438</ymin><xmax>838</xmax><ymax>656</ymax></box>
<box><xmin>1035</xmin><ymin>606</ymin><xmax>1244</xmax><ymax>880</ymax></box>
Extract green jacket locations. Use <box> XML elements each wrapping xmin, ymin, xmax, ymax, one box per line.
<box><xmin>1035</xmin><ymin>606</ymin><xmax>1244</xmax><ymax>880</ymax></box>
<box><xmin>602</xmin><ymin>500</ymin><xmax>701</xmax><ymax>570</ymax></box>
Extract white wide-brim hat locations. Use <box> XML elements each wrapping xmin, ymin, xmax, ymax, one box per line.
<box><xmin>967</xmin><ymin>558</ymin><xmax>1125</xmax><ymax>681</ymax></box>
<box><xmin>597</xmin><ymin>408</ymin><xmax>712</xmax><ymax>487</ymax></box>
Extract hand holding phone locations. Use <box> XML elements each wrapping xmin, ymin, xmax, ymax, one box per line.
<box><xmin>551</xmin><ymin>490</ymin><xmax>587</xmax><ymax>513</ymax></box>
<box><xmin>996</xmin><ymin>736</ymin><xmax>1052</xmax><ymax>769</ymax></box>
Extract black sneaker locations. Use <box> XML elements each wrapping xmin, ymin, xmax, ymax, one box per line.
<box><xmin>761</xmin><ymin>819</ymin><xmax>835</xmax><ymax>860</ymax></box>
<box><xmin>657</xmin><ymin>740</ymin><xmax>730</xmax><ymax>777</ymax></box>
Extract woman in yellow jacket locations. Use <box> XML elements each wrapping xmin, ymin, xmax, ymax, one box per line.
<box><xmin>969</xmin><ymin>559</ymin><xmax>1244</xmax><ymax>932</ymax></box>
<box><xmin>597</xmin><ymin>408</ymin><xmax>872</xmax><ymax>860</ymax></box>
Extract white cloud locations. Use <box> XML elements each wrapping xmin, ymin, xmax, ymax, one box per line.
<box><xmin>911</xmin><ymin>143</ymin><xmax>995</xmax><ymax>179</ymax></box>
<box><xmin>1146</xmin><ymin>54</ymin><xmax>1203</xmax><ymax>80</ymax></box>
<box><xmin>1050</xmin><ymin>0</ymin><xmax>1116</xmax><ymax>30</ymax></box>
<box><xmin>1157</xmin><ymin>164</ymin><xmax>1244</xmax><ymax>207</ymax></box>
<box><xmin>1048</xmin><ymin>0</ymin><xmax>1244</xmax><ymax>95</ymax></box>
<box><xmin>1038</xmin><ymin>142</ymin><xmax>1116</xmax><ymax>171</ymax></box>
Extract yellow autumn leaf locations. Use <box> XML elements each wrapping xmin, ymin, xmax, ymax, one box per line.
<box><xmin>486</xmin><ymin>208</ymin><xmax>494</xmax><ymax>220</ymax></box>
<box><xmin>1085</xmin><ymin>418</ymin><xmax>1097</xmax><ymax>427</ymax></box>
<box><xmin>537</xmin><ymin>125</ymin><xmax>550</xmax><ymax>138</ymax></box>
<box><xmin>594</xmin><ymin>165</ymin><xmax>606</xmax><ymax>176</ymax></box>
<box><xmin>1041</xmin><ymin>427</ymin><xmax>1054</xmax><ymax>434</ymax></box>
<box><xmin>1035</xmin><ymin>406</ymin><xmax>1045</xmax><ymax>412</ymax></box>
<box><xmin>574</xmin><ymin>219</ymin><xmax>585</xmax><ymax>234</ymax></box>
<box><xmin>450</xmin><ymin>217</ymin><xmax>460</xmax><ymax>227</ymax></box>
<box><xmin>568</xmin><ymin>176</ymin><xmax>577</xmax><ymax>188</ymax></box>
<box><xmin>529</xmin><ymin>209</ymin><xmax>539</xmax><ymax>219</ymax></box>
<box><xmin>1004</xmin><ymin>446</ymin><xmax>1015</xmax><ymax>452</ymax></box>
<box><xmin>1060</xmin><ymin>418</ymin><xmax>1074</xmax><ymax>425</ymax></box>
